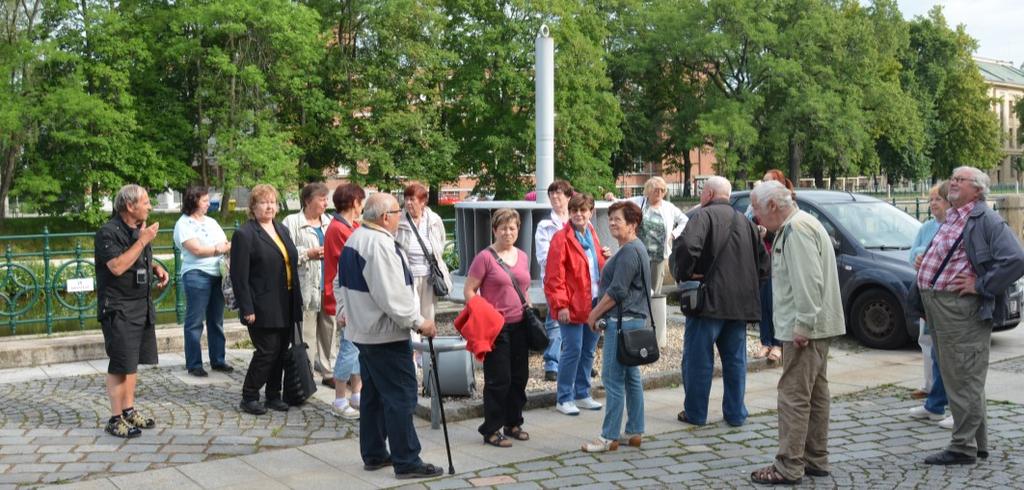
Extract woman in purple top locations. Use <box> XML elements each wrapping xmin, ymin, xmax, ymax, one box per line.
<box><xmin>464</xmin><ymin>208</ymin><xmax>532</xmax><ymax>448</ymax></box>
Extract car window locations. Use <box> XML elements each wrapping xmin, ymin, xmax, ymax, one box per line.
<box><xmin>732</xmin><ymin>196</ymin><xmax>750</xmax><ymax>214</ymax></box>
<box><xmin>819</xmin><ymin>202</ymin><xmax>920</xmax><ymax>250</ymax></box>
<box><xmin>799</xmin><ymin>204</ymin><xmax>840</xmax><ymax>243</ymax></box>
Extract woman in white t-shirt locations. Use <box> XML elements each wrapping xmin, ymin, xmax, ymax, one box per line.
<box><xmin>605</xmin><ymin>177</ymin><xmax>688</xmax><ymax>295</ymax></box>
<box><xmin>173</xmin><ymin>186</ymin><xmax>231</xmax><ymax>377</ymax></box>
<box><xmin>395</xmin><ymin>183</ymin><xmax>452</xmax><ymax>364</ymax></box>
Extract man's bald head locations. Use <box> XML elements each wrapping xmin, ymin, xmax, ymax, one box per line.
<box><xmin>701</xmin><ymin>176</ymin><xmax>732</xmax><ymax>205</ymax></box>
<box><xmin>363</xmin><ymin>193</ymin><xmax>401</xmax><ymax>233</ymax></box>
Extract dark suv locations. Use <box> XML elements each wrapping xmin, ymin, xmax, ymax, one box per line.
<box><xmin>729</xmin><ymin>190</ymin><xmax>1022</xmax><ymax>349</ymax></box>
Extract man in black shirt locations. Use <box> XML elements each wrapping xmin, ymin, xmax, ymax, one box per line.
<box><xmin>94</xmin><ymin>184</ymin><xmax>169</xmax><ymax>438</ymax></box>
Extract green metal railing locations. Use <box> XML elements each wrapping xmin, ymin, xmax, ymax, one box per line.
<box><xmin>0</xmin><ymin>225</ymin><xmax>245</xmax><ymax>336</ymax></box>
<box><xmin>1</xmin><ymin>219</ymin><xmax>457</xmax><ymax>337</ymax></box>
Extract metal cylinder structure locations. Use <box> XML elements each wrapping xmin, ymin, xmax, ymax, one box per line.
<box><xmin>534</xmin><ymin>25</ymin><xmax>554</xmax><ymax>204</ymax></box>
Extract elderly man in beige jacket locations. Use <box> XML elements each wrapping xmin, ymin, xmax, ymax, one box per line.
<box><xmin>749</xmin><ymin>180</ymin><xmax>846</xmax><ymax>485</ymax></box>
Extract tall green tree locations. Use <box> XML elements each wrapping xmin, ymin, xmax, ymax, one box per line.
<box><xmin>0</xmin><ymin>0</ymin><xmax>46</xmax><ymax>220</ymax></box>
<box><xmin>130</xmin><ymin>0</ymin><xmax>323</xmax><ymax>196</ymax></box>
<box><xmin>904</xmin><ymin>7</ymin><xmax>1001</xmax><ymax>179</ymax></box>
<box><xmin>302</xmin><ymin>0</ymin><xmax>457</xmax><ymax>193</ymax></box>
<box><xmin>9</xmin><ymin>0</ymin><xmax>186</xmax><ymax>222</ymax></box>
<box><xmin>441</xmin><ymin>0</ymin><xmax>622</xmax><ymax>199</ymax></box>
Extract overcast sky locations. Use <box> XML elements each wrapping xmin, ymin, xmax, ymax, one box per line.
<box><xmin>896</xmin><ymin>0</ymin><xmax>1023</xmax><ymax>65</ymax></box>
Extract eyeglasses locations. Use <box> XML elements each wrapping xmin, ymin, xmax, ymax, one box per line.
<box><xmin>951</xmin><ymin>176</ymin><xmax>973</xmax><ymax>184</ymax></box>
<box><xmin>386</xmin><ymin>209</ymin><xmax>402</xmax><ymax>214</ymax></box>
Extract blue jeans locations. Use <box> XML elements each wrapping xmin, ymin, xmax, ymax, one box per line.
<box><xmin>556</xmin><ymin>322</ymin><xmax>599</xmax><ymax>404</ymax></box>
<box><xmin>333</xmin><ymin>326</ymin><xmax>360</xmax><ymax>381</ymax></box>
<box><xmin>925</xmin><ymin>345</ymin><xmax>949</xmax><ymax>414</ymax></box>
<box><xmin>182</xmin><ymin>270</ymin><xmax>226</xmax><ymax>370</ymax></box>
<box><xmin>543</xmin><ymin>317</ymin><xmax>562</xmax><ymax>372</ymax></box>
<box><xmin>355</xmin><ymin>340</ymin><xmax>423</xmax><ymax>474</ymax></box>
<box><xmin>681</xmin><ymin>316</ymin><xmax>748</xmax><ymax>425</ymax></box>
<box><xmin>759</xmin><ymin>278</ymin><xmax>781</xmax><ymax>348</ymax></box>
<box><xmin>600</xmin><ymin>317</ymin><xmax>645</xmax><ymax>441</ymax></box>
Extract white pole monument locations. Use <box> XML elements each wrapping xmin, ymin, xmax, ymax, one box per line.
<box><xmin>535</xmin><ymin>25</ymin><xmax>554</xmax><ymax>204</ymax></box>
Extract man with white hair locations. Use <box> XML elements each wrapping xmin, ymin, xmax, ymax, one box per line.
<box><xmin>908</xmin><ymin>166</ymin><xmax>1024</xmax><ymax>465</ymax></box>
<box><xmin>748</xmin><ymin>180</ymin><xmax>845</xmax><ymax>485</ymax></box>
<box><xmin>671</xmin><ymin>176</ymin><xmax>767</xmax><ymax>428</ymax></box>
<box><xmin>338</xmin><ymin>192</ymin><xmax>443</xmax><ymax>479</ymax></box>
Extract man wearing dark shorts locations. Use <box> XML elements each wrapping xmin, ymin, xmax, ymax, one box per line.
<box><xmin>94</xmin><ymin>184</ymin><xmax>169</xmax><ymax>438</ymax></box>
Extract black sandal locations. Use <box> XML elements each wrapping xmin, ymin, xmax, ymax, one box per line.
<box><xmin>484</xmin><ymin>432</ymin><xmax>512</xmax><ymax>448</ymax></box>
<box><xmin>751</xmin><ymin>465</ymin><xmax>801</xmax><ymax>485</ymax></box>
<box><xmin>503</xmin><ymin>425</ymin><xmax>530</xmax><ymax>441</ymax></box>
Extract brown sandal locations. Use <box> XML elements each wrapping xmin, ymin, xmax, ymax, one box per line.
<box><xmin>503</xmin><ymin>425</ymin><xmax>530</xmax><ymax>441</ymax></box>
<box><xmin>750</xmin><ymin>465</ymin><xmax>801</xmax><ymax>485</ymax></box>
<box><xmin>484</xmin><ymin>432</ymin><xmax>512</xmax><ymax>448</ymax></box>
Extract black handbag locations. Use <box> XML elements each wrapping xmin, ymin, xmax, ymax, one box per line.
<box><xmin>405</xmin><ymin>212</ymin><xmax>450</xmax><ymax>298</ymax></box>
<box><xmin>282</xmin><ymin>322</ymin><xmax>317</xmax><ymax>406</ymax></box>
<box><xmin>679</xmin><ymin>211</ymin><xmax>740</xmax><ymax>317</ymax></box>
<box><xmin>616</xmin><ymin>249</ymin><xmax>660</xmax><ymax>366</ymax></box>
<box><xmin>488</xmin><ymin>248</ymin><xmax>549</xmax><ymax>352</ymax></box>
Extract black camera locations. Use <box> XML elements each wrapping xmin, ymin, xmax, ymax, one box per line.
<box><xmin>135</xmin><ymin>268</ymin><xmax>148</xmax><ymax>286</ymax></box>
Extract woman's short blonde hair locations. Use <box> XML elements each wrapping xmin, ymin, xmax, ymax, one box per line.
<box><xmin>248</xmin><ymin>184</ymin><xmax>279</xmax><ymax>218</ymax></box>
<box><xmin>929</xmin><ymin>180</ymin><xmax>950</xmax><ymax>202</ymax></box>
<box><xmin>644</xmin><ymin>176</ymin><xmax>668</xmax><ymax>196</ymax></box>
<box><xmin>491</xmin><ymin>208</ymin><xmax>521</xmax><ymax>231</ymax></box>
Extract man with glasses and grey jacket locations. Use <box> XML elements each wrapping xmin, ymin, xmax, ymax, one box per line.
<box><xmin>908</xmin><ymin>166</ymin><xmax>1024</xmax><ymax>466</ymax></box>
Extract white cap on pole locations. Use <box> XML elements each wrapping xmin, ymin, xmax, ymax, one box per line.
<box><xmin>535</xmin><ymin>25</ymin><xmax>554</xmax><ymax>205</ymax></box>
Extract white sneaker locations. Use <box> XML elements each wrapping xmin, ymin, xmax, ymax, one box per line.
<box><xmin>908</xmin><ymin>406</ymin><xmax>944</xmax><ymax>421</ymax></box>
<box><xmin>556</xmin><ymin>401</ymin><xmax>580</xmax><ymax>416</ymax></box>
<box><xmin>332</xmin><ymin>400</ymin><xmax>360</xmax><ymax>420</ymax></box>
<box><xmin>938</xmin><ymin>416</ymin><xmax>954</xmax><ymax>429</ymax></box>
<box><xmin>349</xmin><ymin>393</ymin><xmax>361</xmax><ymax>410</ymax></box>
<box><xmin>575</xmin><ymin>397</ymin><xmax>603</xmax><ymax>410</ymax></box>
<box><xmin>581</xmin><ymin>437</ymin><xmax>619</xmax><ymax>453</ymax></box>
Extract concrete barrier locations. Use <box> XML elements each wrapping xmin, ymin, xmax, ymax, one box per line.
<box><xmin>0</xmin><ymin>321</ymin><xmax>250</xmax><ymax>369</ymax></box>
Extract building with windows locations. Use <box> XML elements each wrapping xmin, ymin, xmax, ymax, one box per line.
<box><xmin>977</xmin><ymin>57</ymin><xmax>1024</xmax><ymax>185</ymax></box>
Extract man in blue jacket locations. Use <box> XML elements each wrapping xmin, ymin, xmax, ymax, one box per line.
<box><xmin>909</xmin><ymin>166</ymin><xmax>1024</xmax><ymax>465</ymax></box>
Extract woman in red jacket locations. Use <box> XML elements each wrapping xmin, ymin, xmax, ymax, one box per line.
<box><xmin>544</xmin><ymin>193</ymin><xmax>608</xmax><ymax>416</ymax></box>
<box><xmin>323</xmin><ymin>183</ymin><xmax>365</xmax><ymax>420</ymax></box>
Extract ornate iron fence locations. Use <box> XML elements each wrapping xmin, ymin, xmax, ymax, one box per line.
<box><xmin>0</xmin><ymin>226</ymin><xmax>213</xmax><ymax>336</ymax></box>
<box><xmin>0</xmin><ymin>219</ymin><xmax>457</xmax><ymax>336</ymax></box>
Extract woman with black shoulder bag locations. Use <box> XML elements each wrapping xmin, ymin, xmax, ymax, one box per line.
<box><xmin>582</xmin><ymin>201</ymin><xmax>653</xmax><ymax>453</ymax></box>
<box><xmin>464</xmin><ymin>208</ymin><xmax>533</xmax><ymax>448</ymax></box>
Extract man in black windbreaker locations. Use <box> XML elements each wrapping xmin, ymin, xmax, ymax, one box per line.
<box><xmin>672</xmin><ymin>176</ymin><xmax>768</xmax><ymax>427</ymax></box>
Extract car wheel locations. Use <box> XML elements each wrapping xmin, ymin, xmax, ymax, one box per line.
<box><xmin>849</xmin><ymin>289</ymin><xmax>909</xmax><ymax>349</ymax></box>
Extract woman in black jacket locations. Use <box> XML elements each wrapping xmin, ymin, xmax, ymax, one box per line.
<box><xmin>230</xmin><ymin>184</ymin><xmax>302</xmax><ymax>415</ymax></box>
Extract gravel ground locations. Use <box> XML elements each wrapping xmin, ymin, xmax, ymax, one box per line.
<box><xmin>420</xmin><ymin>317</ymin><xmax>766</xmax><ymax>402</ymax></box>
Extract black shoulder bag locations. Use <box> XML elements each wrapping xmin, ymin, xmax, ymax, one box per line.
<box><xmin>487</xmin><ymin>248</ymin><xmax>549</xmax><ymax>351</ymax></box>
<box><xmin>616</xmin><ymin>249</ymin><xmax>660</xmax><ymax>366</ymax></box>
<box><xmin>405</xmin><ymin>211</ymin><xmax>450</xmax><ymax>297</ymax></box>
<box><xmin>679</xmin><ymin>211</ymin><xmax>740</xmax><ymax>316</ymax></box>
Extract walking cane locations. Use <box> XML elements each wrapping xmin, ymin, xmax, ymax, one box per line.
<box><xmin>426</xmin><ymin>336</ymin><xmax>456</xmax><ymax>475</ymax></box>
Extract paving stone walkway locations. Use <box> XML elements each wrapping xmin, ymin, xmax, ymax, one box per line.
<box><xmin>0</xmin><ymin>358</ymin><xmax>354</xmax><ymax>488</ymax></box>
<box><xmin>399</xmin><ymin>384</ymin><xmax>1024</xmax><ymax>489</ymax></box>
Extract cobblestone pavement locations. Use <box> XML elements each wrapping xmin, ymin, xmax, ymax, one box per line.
<box><xmin>402</xmin><ymin>385</ymin><xmax>1024</xmax><ymax>490</ymax></box>
<box><xmin>0</xmin><ymin>358</ymin><xmax>354</xmax><ymax>488</ymax></box>
<box><xmin>989</xmin><ymin>354</ymin><xmax>1024</xmax><ymax>374</ymax></box>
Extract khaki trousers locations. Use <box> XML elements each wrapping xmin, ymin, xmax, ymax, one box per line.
<box><xmin>921</xmin><ymin>289</ymin><xmax>989</xmax><ymax>457</ymax></box>
<box><xmin>650</xmin><ymin>260</ymin><xmax>666</xmax><ymax>296</ymax></box>
<box><xmin>408</xmin><ymin>276</ymin><xmax>437</xmax><ymax>348</ymax></box>
<box><xmin>774</xmin><ymin>339</ymin><xmax>831</xmax><ymax>480</ymax></box>
<box><xmin>301</xmin><ymin>308</ymin><xmax>336</xmax><ymax>378</ymax></box>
